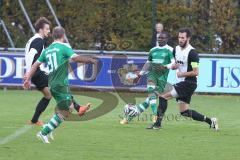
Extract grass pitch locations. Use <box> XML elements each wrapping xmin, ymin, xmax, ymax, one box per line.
<box><xmin>0</xmin><ymin>90</ymin><xmax>240</xmax><ymax>160</ymax></box>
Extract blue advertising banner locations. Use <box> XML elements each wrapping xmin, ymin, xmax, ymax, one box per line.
<box><xmin>0</xmin><ymin>53</ymin><xmax>147</xmax><ymax>89</ymax></box>
<box><xmin>0</xmin><ymin>52</ymin><xmax>240</xmax><ymax>94</ymax></box>
<box><xmin>197</xmin><ymin>58</ymin><xmax>240</xmax><ymax>93</ymax></box>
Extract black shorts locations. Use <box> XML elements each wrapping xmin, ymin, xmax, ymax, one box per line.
<box><xmin>31</xmin><ymin>70</ymin><xmax>48</xmax><ymax>91</ymax></box>
<box><xmin>173</xmin><ymin>81</ymin><xmax>197</xmax><ymax>104</ymax></box>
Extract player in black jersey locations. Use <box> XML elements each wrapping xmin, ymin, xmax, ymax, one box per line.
<box><xmin>154</xmin><ymin>28</ymin><xmax>219</xmax><ymax>130</ymax></box>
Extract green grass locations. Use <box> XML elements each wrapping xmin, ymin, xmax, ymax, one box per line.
<box><xmin>0</xmin><ymin>90</ymin><xmax>240</xmax><ymax>160</ymax></box>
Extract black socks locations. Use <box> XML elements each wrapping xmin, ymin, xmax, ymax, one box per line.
<box><xmin>155</xmin><ymin>97</ymin><xmax>168</xmax><ymax>126</ymax></box>
<box><xmin>180</xmin><ymin>109</ymin><xmax>212</xmax><ymax>125</ymax></box>
<box><xmin>31</xmin><ymin>97</ymin><xmax>50</xmax><ymax>123</ymax></box>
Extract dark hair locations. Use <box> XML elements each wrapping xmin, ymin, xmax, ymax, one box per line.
<box><xmin>178</xmin><ymin>28</ymin><xmax>191</xmax><ymax>38</ymax></box>
<box><xmin>52</xmin><ymin>26</ymin><xmax>65</xmax><ymax>39</ymax></box>
<box><xmin>34</xmin><ymin>17</ymin><xmax>51</xmax><ymax>32</ymax></box>
<box><xmin>159</xmin><ymin>31</ymin><xmax>169</xmax><ymax>38</ymax></box>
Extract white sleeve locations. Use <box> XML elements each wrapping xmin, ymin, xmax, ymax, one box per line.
<box><xmin>25</xmin><ymin>48</ymin><xmax>37</xmax><ymax>73</ymax></box>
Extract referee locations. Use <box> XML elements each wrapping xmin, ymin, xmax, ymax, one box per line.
<box><xmin>25</xmin><ymin>17</ymin><xmax>52</xmax><ymax>125</ymax></box>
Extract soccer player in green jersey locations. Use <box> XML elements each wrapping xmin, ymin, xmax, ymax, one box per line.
<box><xmin>121</xmin><ymin>32</ymin><xmax>176</xmax><ymax>128</ymax></box>
<box><xmin>24</xmin><ymin>26</ymin><xmax>97</xmax><ymax>143</ymax></box>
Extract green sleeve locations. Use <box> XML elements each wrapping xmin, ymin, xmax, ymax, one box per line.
<box><xmin>37</xmin><ymin>50</ymin><xmax>46</xmax><ymax>63</ymax></box>
<box><xmin>63</xmin><ymin>45</ymin><xmax>75</xmax><ymax>59</ymax></box>
<box><xmin>148</xmin><ymin>51</ymin><xmax>152</xmax><ymax>61</ymax></box>
<box><xmin>169</xmin><ymin>50</ymin><xmax>174</xmax><ymax>60</ymax></box>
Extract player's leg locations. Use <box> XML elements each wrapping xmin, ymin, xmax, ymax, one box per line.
<box><xmin>37</xmin><ymin>86</ymin><xmax>71</xmax><ymax>143</ymax></box>
<box><xmin>71</xmin><ymin>96</ymin><xmax>91</xmax><ymax>116</ymax></box>
<box><xmin>147</xmin><ymin>80</ymin><xmax>158</xmax><ymax>121</ymax></box>
<box><xmin>37</xmin><ymin>106</ymin><xmax>67</xmax><ymax>143</ymax></box>
<box><xmin>178</xmin><ymin>100</ymin><xmax>216</xmax><ymax>128</ymax></box>
<box><xmin>30</xmin><ymin>71</ymin><xmax>51</xmax><ymax>125</ymax></box>
<box><xmin>120</xmin><ymin>78</ymin><xmax>157</xmax><ymax>125</ymax></box>
<box><xmin>153</xmin><ymin>97</ymin><xmax>168</xmax><ymax>128</ymax></box>
<box><xmin>136</xmin><ymin>97</ymin><xmax>150</xmax><ymax>113</ymax></box>
<box><xmin>129</xmin><ymin>79</ymin><xmax>159</xmax><ymax>119</ymax></box>
<box><xmin>147</xmin><ymin>79</ymin><xmax>168</xmax><ymax>129</ymax></box>
<box><xmin>178</xmin><ymin>98</ymin><xmax>218</xmax><ymax>130</ymax></box>
<box><xmin>176</xmin><ymin>82</ymin><xmax>219</xmax><ymax>130</ymax></box>
<box><xmin>154</xmin><ymin>78</ymin><xmax>169</xmax><ymax>127</ymax></box>
<box><xmin>38</xmin><ymin>103</ymin><xmax>71</xmax><ymax>143</ymax></box>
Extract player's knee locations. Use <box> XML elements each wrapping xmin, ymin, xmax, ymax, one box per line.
<box><xmin>42</xmin><ymin>88</ymin><xmax>52</xmax><ymax>99</ymax></box>
<box><xmin>147</xmin><ymin>84</ymin><xmax>156</xmax><ymax>93</ymax></box>
<box><xmin>170</xmin><ymin>88</ymin><xmax>178</xmax><ymax>98</ymax></box>
<box><xmin>160</xmin><ymin>95</ymin><xmax>168</xmax><ymax>101</ymax></box>
<box><xmin>44</xmin><ymin>95</ymin><xmax>52</xmax><ymax>100</ymax></box>
<box><xmin>55</xmin><ymin>108</ymin><xmax>70</xmax><ymax>119</ymax></box>
<box><xmin>180</xmin><ymin>109</ymin><xmax>191</xmax><ymax>117</ymax></box>
<box><xmin>44</xmin><ymin>91</ymin><xmax>52</xmax><ymax>99</ymax></box>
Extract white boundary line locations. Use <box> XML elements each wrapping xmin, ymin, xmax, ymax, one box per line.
<box><xmin>0</xmin><ymin>125</ymin><xmax>32</xmax><ymax>145</ymax></box>
<box><xmin>0</xmin><ymin>114</ymin><xmax>53</xmax><ymax>145</ymax></box>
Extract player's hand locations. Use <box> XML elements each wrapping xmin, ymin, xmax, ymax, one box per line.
<box><xmin>23</xmin><ymin>80</ymin><xmax>31</xmax><ymax>89</ymax></box>
<box><xmin>132</xmin><ymin>71</ymin><xmax>141</xmax><ymax>84</ymax></box>
<box><xmin>125</xmin><ymin>72</ymin><xmax>140</xmax><ymax>84</ymax></box>
<box><xmin>90</xmin><ymin>58</ymin><xmax>98</xmax><ymax>65</ymax></box>
<box><xmin>171</xmin><ymin>63</ymin><xmax>179</xmax><ymax>70</ymax></box>
<box><xmin>133</xmin><ymin>76</ymin><xmax>141</xmax><ymax>84</ymax></box>
<box><xmin>23</xmin><ymin>72</ymin><xmax>31</xmax><ymax>89</ymax></box>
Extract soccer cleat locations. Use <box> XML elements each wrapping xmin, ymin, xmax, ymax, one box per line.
<box><xmin>47</xmin><ymin>132</ymin><xmax>54</xmax><ymax>140</ymax></box>
<box><xmin>120</xmin><ymin>118</ymin><xmax>129</xmax><ymax>125</ymax></box>
<box><xmin>36</xmin><ymin>132</ymin><xmax>50</xmax><ymax>143</ymax></box>
<box><xmin>210</xmin><ymin>117</ymin><xmax>219</xmax><ymax>131</ymax></box>
<box><xmin>28</xmin><ymin>120</ymin><xmax>44</xmax><ymax>126</ymax></box>
<box><xmin>146</xmin><ymin>123</ymin><xmax>161</xmax><ymax>130</ymax></box>
<box><xmin>78</xmin><ymin>103</ymin><xmax>91</xmax><ymax>116</ymax></box>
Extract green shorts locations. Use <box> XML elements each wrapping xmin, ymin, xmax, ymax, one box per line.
<box><xmin>50</xmin><ymin>85</ymin><xmax>72</xmax><ymax>110</ymax></box>
<box><xmin>147</xmin><ymin>72</ymin><xmax>168</xmax><ymax>93</ymax></box>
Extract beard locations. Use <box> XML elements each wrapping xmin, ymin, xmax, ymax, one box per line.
<box><xmin>179</xmin><ymin>41</ymin><xmax>187</xmax><ymax>48</ymax></box>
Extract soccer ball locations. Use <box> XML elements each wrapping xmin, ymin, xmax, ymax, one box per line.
<box><xmin>125</xmin><ymin>72</ymin><xmax>138</xmax><ymax>80</ymax></box>
<box><xmin>123</xmin><ymin>103</ymin><xmax>139</xmax><ymax>117</ymax></box>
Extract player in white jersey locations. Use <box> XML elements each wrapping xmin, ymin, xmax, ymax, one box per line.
<box><xmin>24</xmin><ymin>17</ymin><xmax>52</xmax><ymax>126</ymax></box>
<box><xmin>159</xmin><ymin>28</ymin><xmax>219</xmax><ymax>131</ymax></box>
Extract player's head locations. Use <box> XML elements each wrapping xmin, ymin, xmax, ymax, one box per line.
<box><xmin>178</xmin><ymin>28</ymin><xmax>191</xmax><ymax>48</ymax></box>
<box><xmin>52</xmin><ymin>26</ymin><xmax>65</xmax><ymax>42</ymax></box>
<box><xmin>158</xmin><ymin>32</ymin><xmax>168</xmax><ymax>47</ymax></box>
<box><xmin>155</xmin><ymin>23</ymin><xmax>163</xmax><ymax>33</ymax></box>
<box><xmin>34</xmin><ymin>17</ymin><xmax>51</xmax><ymax>38</ymax></box>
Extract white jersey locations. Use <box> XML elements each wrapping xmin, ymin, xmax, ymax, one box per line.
<box><xmin>174</xmin><ymin>44</ymin><xmax>199</xmax><ymax>82</ymax></box>
<box><xmin>25</xmin><ymin>33</ymin><xmax>47</xmax><ymax>73</ymax></box>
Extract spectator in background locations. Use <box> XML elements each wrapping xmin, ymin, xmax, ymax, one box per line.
<box><xmin>151</xmin><ymin>22</ymin><xmax>164</xmax><ymax>48</ymax></box>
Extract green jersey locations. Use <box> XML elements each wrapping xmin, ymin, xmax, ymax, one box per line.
<box><xmin>38</xmin><ymin>42</ymin><xmax>76</xmax><ymax>88</ymax></box>
<box><xmin>148</xmin><ymin>45</ymin><xmax>173</xmax><ymax>78</ymax></box>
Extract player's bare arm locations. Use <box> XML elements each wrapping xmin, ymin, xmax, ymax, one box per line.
<box><xmin>71</xmin><ymin>55</ymin><xmax>97</xmax><ymax>65</ymax></box>
<box><xmin>23</xmin><ymin>61</ymin><xmax>42</xmax><ymax>89</ymax></box>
